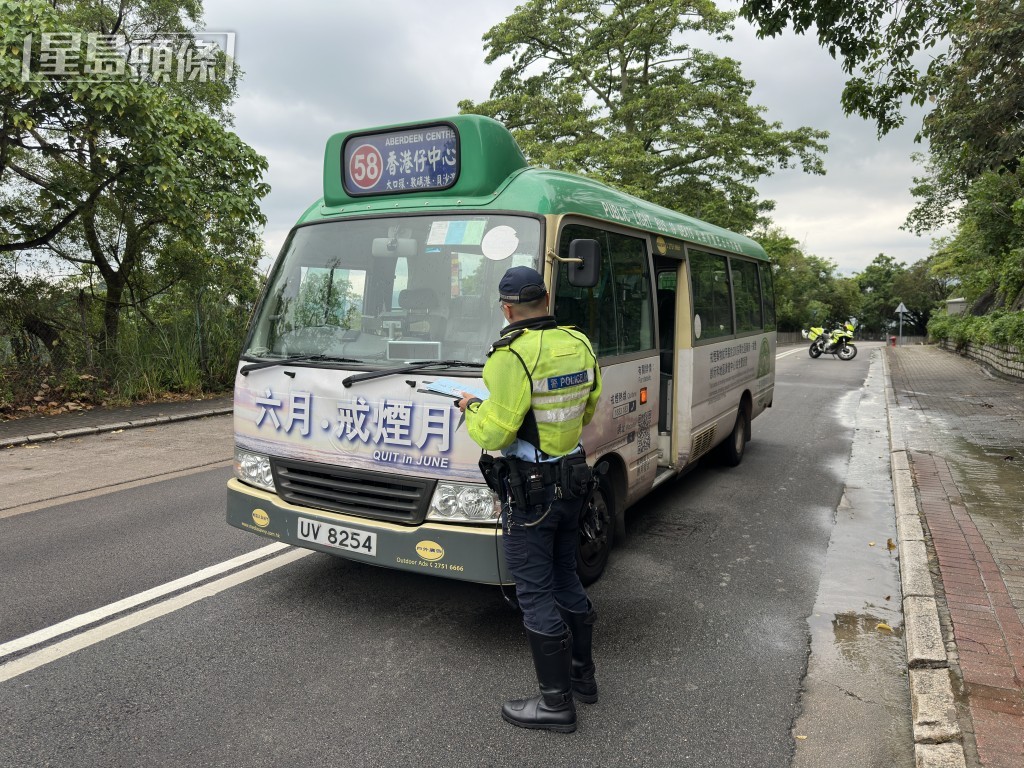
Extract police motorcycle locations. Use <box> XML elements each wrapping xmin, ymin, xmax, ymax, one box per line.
<box><xmin>802</xmin><ymin>319</ymin><xmax>858</xmax><ymax>361</ymax></box>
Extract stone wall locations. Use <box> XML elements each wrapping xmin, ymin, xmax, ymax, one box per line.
<box><xmin>939</xmin><ymin>340</ymin><xmax>1024</xmax><ymax>381</ymax></box>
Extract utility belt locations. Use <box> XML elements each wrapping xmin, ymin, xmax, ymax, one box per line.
<box><xmin>478</xmin><ymin>450</ymin><xmax>593</xmax><ymax>510</ymax></box>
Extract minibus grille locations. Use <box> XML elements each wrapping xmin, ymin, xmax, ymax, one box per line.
<box><xmin>271</xmin><ymin>458</ymin><xmax>434</xmax><ymax>524</ymax></box>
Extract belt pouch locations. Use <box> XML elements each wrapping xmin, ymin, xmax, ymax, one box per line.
<box><xmin>558</xmin><ymin>453</ymin><xmax>592</xmax><ymax>499</ymax></box>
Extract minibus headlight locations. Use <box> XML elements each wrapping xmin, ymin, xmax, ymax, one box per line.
<box><xmin>428</xmin><ymin>483</ymin><xmax>500</xmax><ymax>523</ymax></box>
<box><xmin>234</xmin><ymin>447</ymin><xmax>275</xmax><ymax>492</ymax></box>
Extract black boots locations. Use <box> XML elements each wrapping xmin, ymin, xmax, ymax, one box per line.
<box><xmin>501</xmin><ymin>605</ymin><xmax>598</xmax><ymax>732</ymax></box>
<box><xmin>501</xmin><ymin>627</ymin><xmax>577</xmax><ymax>733</ymax></box>
<box><xmin>559</xmin><ymin>602</ymin><xmax>598</xmax><ymax>704</ymax></box>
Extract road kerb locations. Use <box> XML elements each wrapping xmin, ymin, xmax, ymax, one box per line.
<box><xmin>915</xmin><ymin>742</ymin><xmax>968</xmax><ymax>768</ymax></box>
<box><xmin>882</xmin><ymin>349</ymin><xmax>964</xmax><ymax>762</ymax></box>
<box><xmin>897</xmin><ymin>512</ymin><xmax>926</xmax><ymax>543</ymax></box>
<box><xmin>900</xmin><ymin>540</ymin><xmax>935</xmax><ymax>599</ymax></box>
<box><xmin>910</xmin><ymin>668</ymin><xmax>962</xmax><ymax>743</ymax></box>
<box><xmin>0</xmin><ymin>406</ymin><xmax>232</xmax><ymax>449</ymax></box>
<box><xmin>893</xmin><ymin>449</ymin><xmax>911</xmax><ymax>473</ymax></box>
<box><xmin>905</xmin><ymin>596</ymin><xmax>947</xmax><ymax>666</ymax></box>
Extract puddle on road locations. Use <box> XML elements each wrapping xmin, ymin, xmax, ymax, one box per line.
<box><xmin>825</xmin><ymin>611</ymin><xmax>905</xmax><ymax>669</ymax></box>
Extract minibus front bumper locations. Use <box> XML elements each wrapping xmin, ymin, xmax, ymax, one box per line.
<box><xmin>226</xmin><ymin>478</ymin><xmax>511</xmax><ymax>585</ymax></box>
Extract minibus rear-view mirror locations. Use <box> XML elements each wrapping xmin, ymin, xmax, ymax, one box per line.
<box><xmin>567</xmin><ymin>239</ymin><xmax>601</xmax><ymax>288</ymax></box>
<box><xmin>372</xmin><ymin>238</ymin><xmax>417</xmax><ymax>257</ymax></box>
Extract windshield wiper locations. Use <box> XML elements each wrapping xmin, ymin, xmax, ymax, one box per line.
<box><xmin>342</xmin><ymin>359</ymin><xmax>484</xmax><ymax>388</ymax></box>
<box><xmin>240</xmin><ymin>354</ymin><xmax>363</xmax><ymax>375</ymax></box>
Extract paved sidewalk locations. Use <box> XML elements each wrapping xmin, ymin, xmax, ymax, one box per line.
<box><xmin>887</xmin><ymin>345</ymin><xmax>1024</xmax><ymax>768</ymax></box>
<box><xmin>0</xmin><ymin>394</ymin><xmax>233</xmax><ymax>449</ymax></box>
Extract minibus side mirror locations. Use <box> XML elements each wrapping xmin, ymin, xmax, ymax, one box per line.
<box><xmin>567</xmin><ymin>239</ymin><xmax>601</xmax><ymax>288</ymax></box>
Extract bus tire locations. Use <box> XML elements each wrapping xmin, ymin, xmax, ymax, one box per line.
<box><xmin>718</xmin><ymin>407</ymin><xmax>749</xmax><ymax>467</ymax></box>
<box><xmin>577</xmin><ymin>475</ymin><xmax>614</xmax><ymax>586</ymax></box>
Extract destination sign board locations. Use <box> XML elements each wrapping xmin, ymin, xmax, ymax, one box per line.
<box><xmin>341</xmin><ymin>123</ymin><xmax>459</xmax><ymax>196</ymax></box>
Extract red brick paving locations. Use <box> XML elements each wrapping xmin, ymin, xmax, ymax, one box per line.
<box><xmin>910</xmin><ymin>452</ymin><xmax>1024</xmax><ymax>767</ymax></box>
<box><xmin>889</xmin><ymin>346</ymin><xmax>1024</xmax><ymax>768</ymax></box>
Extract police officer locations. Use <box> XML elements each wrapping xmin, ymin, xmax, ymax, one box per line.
<box><xmin>456</xmin><ymin>266</ymin><xmax>603</xmax><ymax>733</ymax></box>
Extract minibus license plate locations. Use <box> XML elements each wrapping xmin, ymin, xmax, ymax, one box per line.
<box><xmin>297</xmin><ymin>517</ymin><xmax>377</xmax><ymax>556</ymax></box>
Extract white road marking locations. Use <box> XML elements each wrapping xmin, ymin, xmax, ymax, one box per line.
<box><xmin>776</xmin><ymin>347</ymin><xmax>805</xmax><ymax>359</ymax></box>
<box><xmin>0</xmin><ymin>543</ymin><xmax>311</xmax><ymax>681</ymax></box>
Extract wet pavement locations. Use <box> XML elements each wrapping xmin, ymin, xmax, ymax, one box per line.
<box><xmin>888</xmin><ymin>346</ymin><xmax>1024</xmax><ymax>768</ymax></box>
<box><xmin>1</xmin><ymin>347</ymin><xmax>1022</xmax><ymax>766</ymax></box>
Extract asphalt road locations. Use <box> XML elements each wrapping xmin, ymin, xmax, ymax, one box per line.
<box><xmin>0</xmin><ymin>343</ymin><xmax>911</xmax><ymax>768</ymax></box>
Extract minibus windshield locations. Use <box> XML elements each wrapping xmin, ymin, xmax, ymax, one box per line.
<box><xmin>244</xmin><ymin>214</ymin><xmax>541</xmax><ymax>367</ymax></box>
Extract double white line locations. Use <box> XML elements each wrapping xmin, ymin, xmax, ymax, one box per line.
<box><xmin>0</xmin><ymin>543</ymin><xmax>311</xmax><ymax>683</ymax></box>
<box><xmin>775</xmin><ymin>347</ymin><xmax>806</xmax><ymax>360</ymax></box>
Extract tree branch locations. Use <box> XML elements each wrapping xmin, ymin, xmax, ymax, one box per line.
<box><xmin>0</xmin><ymin>170</ymin><xmax>123</xmax><ymax>253</ymax></box>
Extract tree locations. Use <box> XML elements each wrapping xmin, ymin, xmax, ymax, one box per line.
<box><xmin>922</xmin><ymin>2</ymin><xmax>1024</xmax><ymax>178</ymax></box>
<box><xmin>893</xmin><ymin>257</ymin><xmax>956</xmax><ymax>333</ymax></box>
<box><xmin>928</xmin><ymin>169</ymin><xmax>1024</xmax><ymax>312</ymax></box>
<box><xmin>894</xmin><ymin>3</ymin><xmax>1024</xmax><ymax>316</ymax></box>
<box><xmin>1</xmin><ymin>0</ymin><xmax>199</xmax><ymax>252</ymax></box>
<box><xmin>1</xmin><ymin>0</ymin><xmax>269</xmax><ymax>351</ymax></box>
<box><xmin>906</xmin><ymin>2</ymin><xmax>1024</xmax><ymax>232</ymax></box>
<box><xmin>855</xmin><ymin>253</ymin><xmax>908</xmax><ymax>335</ymax></box>
<box><xmin>738</xmin><ymin>0</ymin><xmax>973</xmax><ymax>136</ymax></box>
<box><xmin>739</xmin><ymin>1</ymin><xmax>1024</xmax><ymax>318</ymax></box>
<box><xmin>460</xmin><ymin>0</ymin><xmax>828</xmax><ymax>233</ymax></box>
<box><xmin>755</xmin><ymin>227</ymin><xmax>860</xmax><ymax>330</ymax></box>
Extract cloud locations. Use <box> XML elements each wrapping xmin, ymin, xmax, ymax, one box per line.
<box><xmin>203</xmin><ymin>0</ymin><xmax>511</xmax><ymax>268</ymax></box>
<box><xmin>201</xmin><ymin>0</ymin><xmax>936</xmax><ymax>275</ymax></box>
<box><xmin>718</xmin><ymin>8</ymin><xmax>934</xmax><ymax>272</ymax></box>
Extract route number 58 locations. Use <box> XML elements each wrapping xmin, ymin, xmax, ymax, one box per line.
<box><xmin>349</xmin><ymin>144</ymin><xmax>382</xmax><ymax>190</ymax></box>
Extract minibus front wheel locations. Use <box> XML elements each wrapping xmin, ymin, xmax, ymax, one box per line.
<box><xmin>577</xmin><ymin>472</ymin><xmax>615</xmax><ymax>586</ymax></box>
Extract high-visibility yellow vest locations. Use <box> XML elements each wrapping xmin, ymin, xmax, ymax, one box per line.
<box><xmin>466</xmin><ymin>318</ymin><xmax>602</xmax><ymax>457</ymax></box>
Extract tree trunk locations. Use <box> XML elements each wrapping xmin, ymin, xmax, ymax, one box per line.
<box><xmin>101</xmin><ymin>276</ymin><xmax>125</xmax><ymax>353</ymax></box>
<box><xmin>77</xmin><ymin>289</ymin><xmax>94</xmax><ymax>369</ymax></box>
<box><xmin>21</xmin><ymin>316</ymin><xmax>67</xmax><ymax>371</ymax></box>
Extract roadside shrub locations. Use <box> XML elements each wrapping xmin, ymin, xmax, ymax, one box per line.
<box><xmin>928</xmin><ymin>311</ymin><xmax>1024</xmax><ymax>352</ymax></box>
<box><xmin>927</xmin><ymin>314</ymin><xmax>955</xmax><ymax>343</ymax></box>
<box><xmin>990</xmin><ymin>311</ymin><xmax>1024</xmax><ymax>347</ymax></box>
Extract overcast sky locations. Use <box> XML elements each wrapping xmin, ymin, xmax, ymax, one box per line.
<box><xmin>200</xmin><ymin>0</ymin><xmax>935</xmax><ymax>276</ymax></box>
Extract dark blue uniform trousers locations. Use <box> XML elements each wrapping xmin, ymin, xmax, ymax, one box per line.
<box><xmin>502</xmin><ymin>485</ymin><xmax>590</xmax><ymax>635</ymax></box>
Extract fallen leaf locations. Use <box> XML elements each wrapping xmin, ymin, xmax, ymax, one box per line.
<box><xmin>885</xmin><ymin>595</ymin><xmax>892</xmax><ymax>601</ymax></box>
<box><xmin>868</xmin><ymin>541</ymin><xmax>876</xmax><ymax>547</ymax></box>
<box><xmin>876</xmin><ymin>622</ymin><xmax>893</xmax><ymax>632</ymax></box>
<box><xmin>887</xmin><ymin>538</ymin><xmax>896</xmax><ymax>550</ymax></box>
<box><xmin>795</xmin><ymin>735</ymin><xmax>808</xmax><ymax>741</ymax></box>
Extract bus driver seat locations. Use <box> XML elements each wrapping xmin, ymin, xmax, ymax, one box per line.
<box><xmin>398</xmin><ymin>288</ymin><xmax>445</xmax><ymax>339</ymax></box>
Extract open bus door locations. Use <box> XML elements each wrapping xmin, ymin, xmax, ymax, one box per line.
<box><xmin>654</xmin><ymin>259</ymin><xmax>679</xmax><ymax>467</ymax></box>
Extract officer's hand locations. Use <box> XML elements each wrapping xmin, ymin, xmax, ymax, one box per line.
<box><xmin>456</xmin><ymin>393</ymin><xmax>471</xmax><ymax>413</ymax></box>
